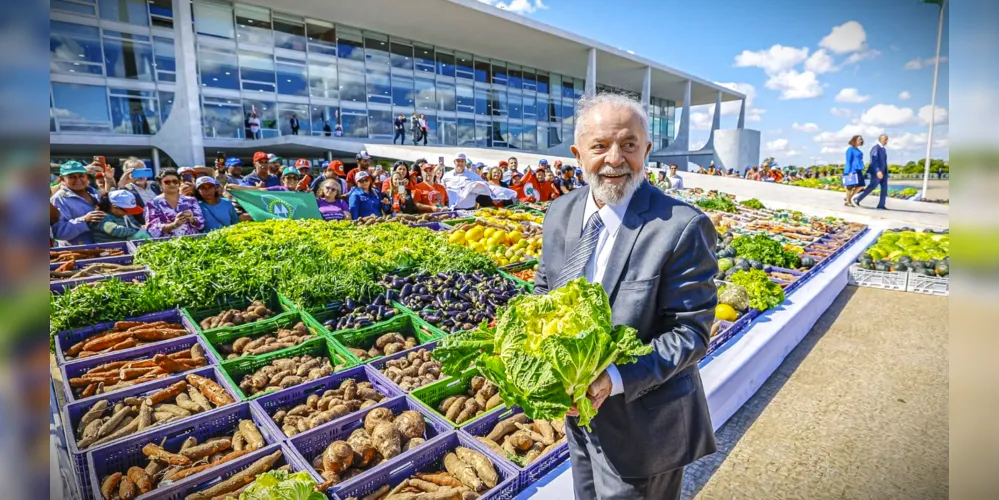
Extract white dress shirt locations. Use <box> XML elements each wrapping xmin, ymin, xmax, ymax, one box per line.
<box><xmin>579</xmin><ymin>187</ymin><xmax>636</xmax><ymax>396</ymax></box>
<box><xmin>667</xmin><ymin>173</ymin><xmax>684</xmax><ymax>190</ymax></box>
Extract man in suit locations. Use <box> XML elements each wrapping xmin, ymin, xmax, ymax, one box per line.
<box><xmin>854</xmin><ymin>133</ymin><xmax>890</xmax><ymax>209</ymax></box>
<box><xmin>534</xmin><ymin>93</ymin><xmax>718</xmax><ymax>500</ymax></box>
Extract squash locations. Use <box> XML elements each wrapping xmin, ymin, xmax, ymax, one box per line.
<box><xmin>799</xmin><ymin>256</ymin><xmax>816</xmax><ymax>269</ymax></box>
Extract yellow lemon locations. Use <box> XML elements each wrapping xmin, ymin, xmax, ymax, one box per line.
<box><xmin>715</xmin><ymin>304</ymin><xmax>739</xmax><ymax>322</ymax></box>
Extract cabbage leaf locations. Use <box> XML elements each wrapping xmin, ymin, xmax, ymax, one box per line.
<box><xmin>238</xmin><ymin>470</ymin><xmax>325</xmax><ymax>500</ymax></box>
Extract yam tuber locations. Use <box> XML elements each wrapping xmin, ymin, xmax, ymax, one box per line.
<box><xmin>141</xmin><ymin>443</ymin><xmax>191</xmax><ymax>466</ymax></box>
<box><xmin>455</xmin><ymin>447</ymin><xmax>498</xmax><ymax>488</ymax></box>
<box><xmin>485</xmin><ymin>414</ymin><xmax>527</xmax><ymax>443</ymax></box>
<box><xmin>346</xmin><ymin>429</ymin><xmax>377</xmax><ymax>468</ymax></box>
<box><xmin>364</xmin><ymin>407</ymin><xmax>395</xmax><ymax>434</ymax></box>
<box><xmin>371</xmin><ymin>422</ymin><xmax>402</xmax><ymax>460</ymax></box>
<box><xmin>101</xmin><ymin>472</ymin><xmax>122</xmax><ymax>500</ymax></box>
<box><xmin>443</xmin><ymin>452</ymin><xmax>483</xmax><ymax>492</ymax></box>
<box><xmin>127</xmin><ymin>466</ymin><xmax>153</xmax><ymax>494</ymax></box>
<box><xmin>238</xmin><ymin>420</ymin><xmax>265</xmax><ymax>450</ymax></box>
<box><xmin>393</xmin><ymin>410</ymin><xmax>426</xmax><ymax>440</ymax></box>
<box><xmin>185</xmin><ymin>449</ymin><xmax>282</xmax><ymax>500</ymax></box>
<box><xmin>322</xmin><ymin>441</ymin><xmax>354</xmax><ymax>475</ymax></box>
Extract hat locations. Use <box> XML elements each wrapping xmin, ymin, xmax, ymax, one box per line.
<box><xmin>498</xmin><ymin>160</ymin><xmax>508</xmax><ymax>167</ymax></box>
<box><xmin>178</xmin><ymin>166</ymin><xmax>195</xmax><ymax>175</ymax></box>
<box><xmin>225</xmin><ymin>157</ymin><xmax>242</xmax><ymax>168</ymax></box>
<box><xmin>267</xmin><ymin>153</ymin><xmax>281</xmax><ymax>163</ymax></box>
<box><xmin>553</xmin><ymin>160</ymin><xmax>562</xmax><ymax>167</ymax></box>
<box><xmin>321</xmin><ymin>160</ymin><xmax>330</xmax><ymax>169</ymax></box>
<box><xmin>538</xmin><ymin>159</ymin><xmax>549</xmax><ymax>165</ymax></box>
<box><xmin>356</xmin><ymin>150</ymin><xmax>371</xmax><ymax>160</ymax></box>
<box><xmin>420</xmin><ymin>161</ymin><xmax>435</xmax><ymax>170</ymax></box>
<box><xmin>575</xmin><ymin>169</ymin><xmax>583</xmax><ymax>175</ymax></box>
<box><xmin>281</xmin><ymin>166</ymin><xmax>300</xmax><ymax>177</ymax></box>
<box><xmin>512</xmin><ymin>171</ymin><xmax>523</xmax><ymax>178</ymax></box>
<box><xmin>354</xmin><ymin>170</ymin><xmax>372</xmax><ymax>182</ymax></box>
<box><xmin>455</xmin><ymin>153</ymin><xmax>467</xmax><ymax>161</ymax></box>
<box><xmin>195</xmin><ymin>176</ymin><xmax>218</xmax><ymax>189</ymax></box>
<box><xmin>329</xmin><ymin>160</ymin><xmax>345</xmax><ymax>176</ymax></box>
<box><xmin>60</xmin><ymin>160</ymin><xmax>87</xmax><ymax>176</ymax></box>
<box><xmin>295</xmin><ymin>158</ymin><xmax>311</xmax><ymax>169</ymax></box>
<box><xmin>253</xmin><ymin>151</ymin><xmax>268</xmax><ymax>163</ymax></box>
<box><xmin>562</xmin><ymin>165</ymin><xmax>574</xmax><ymax>172</ymax></box>
<box><xmin>108</xmin><ymin>190</ymin><xmax>143</xmax><ymax>215</ymax></box>
<box><xmin>473</xmin><ymin>162</ymin><xmax>485</xmax><ymax>169</ymax></box>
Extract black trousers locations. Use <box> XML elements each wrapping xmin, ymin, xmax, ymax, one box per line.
<box><xmin>393</xmin><ymin>130</ymin><xmax>404</xmax><ymax>144</ymax></box>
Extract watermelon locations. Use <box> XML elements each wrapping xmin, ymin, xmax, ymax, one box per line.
<box><xmin>749</xmin><ymin>259</ymin><xmax>764</xmax><ymax>270</ymax></box>
<box><xmin>874</xmin><ymin>261</ymin><xmax>891</xmax><ymax>272</ymax></box>
<box><xmin>718</xmin><ymin>258</ymin><xmax>734</xmax><ymax>273</ymax></box>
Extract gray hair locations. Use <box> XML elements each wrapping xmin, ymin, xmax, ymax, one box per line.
<box><xmin>879</xmin><ymin>133</ymin><xmax>889</xmax><ymax>140</ymax></box>
<box><xmin>122</xmin><ymin>156</ymin><xmax>145</xmax><ymax>170</ymax></box>
<box><xmin>574</xmin><ymin>93</ymin><xmax>650</xmax><ymax>146</ymax></box>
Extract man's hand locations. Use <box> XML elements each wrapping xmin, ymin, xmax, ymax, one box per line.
<box><xmin>566</xmin><ymin>370</ymin><xmax>612</xmax><ymax>417</ymax></box>
<box><xmin>82</xmin><ymin>210</ymin><xmax>106</xmax><ymax>223</ymax></box>
<box><xmin>877</xmin><ymin>171</ymin><xmax>884</xmax><ymax>180</ymax></box>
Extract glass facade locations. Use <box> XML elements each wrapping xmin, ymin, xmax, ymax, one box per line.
<box><xmin>50</xmin><ymin>0</ymin><xmax>677</xmax><ymax>152</ymax></box>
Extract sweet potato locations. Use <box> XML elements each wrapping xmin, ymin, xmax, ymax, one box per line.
<box><xmin>97</xmin><ymin>407</ymin><xmax>131</xmax><ymax>439</ymax></box>
<box><xmin>131</xmin><ymin>329</ymin><xmax>187</xmax><ymax>341</ymax></box>
<box><xmin>187</xmin><ymin>386</ymin><xmax>213</xmax><ymax>412</ymax></box>
<box><xmin>118</xmin><ymin>476</ymin><xmax>138</xmax><ymax>499</ymax></box>
<box><xmin>141</xmin><ymin>443</ymin><xmax>191</xmax><ymax>466</ymax></box>
<box><xmin>180</xmin><ymin>438</ymin><xmax>231</xmax><ymax>460</ymax></box>
<box><xmin>443</xmin><ymin>452</ymin><xmax>483</xmax><ymax>492</ymax></box>
<box><xmin>88</xmin><ymin>419</ymin><xmax>141</xmax><ymax>448</ymax></box>
<box><xmin>238</xmin><ymin>420</ymin><xmax>265</xmax><ymax>450</ymax></box>
<box><xmin>485</xmin><ymin>414</ymin><xmax>527</xmax><ymax>443</ymax></box>
<box><xmin>100</xmin><ymin>472</ymin><xmax>122</xmax><ymax>500</ymax></box>
<box><xmin>506</xmin><ymin>431</ymin><xmax>533</xmax><ymax>452</ymax></box>
<box><xmin>174</xmin><ymin>392</ymin><xmax>203</xmax><ymax>413</ymax></box>
<box><xmin>153</xmin><ymin>353</ymin><xmax>189</xmax><ymax>373</ymax></box>
<box><xmin>82</xmin><ymin>331</ymin><xmax>134</xmax><ymax>352</ymax></box>
<box><xmin>127</xmin><ymin>466</ymin><xmax>153</xmax><ymax>494</ymax></box>
<box><xmin>456</xmin><ymin>447</ymin><xmax>497</xmax><ymax>488</ymax></box>
<box><xmin>444</xmin><ymin>397</ymin><xmax>468</xmax><ymax>422</ymax></box>
<box><xmin>78</xmin><ymin>400</ymin><xmax>108</xmax><ymax>434</ymax></box>
<box><xmin>155</xmin><ymin>403</ymin><xmax>192</xmax><ymax>418</ymax></box>
<box><xmin>186</xmin><ymin>373</ymin><xmax>235</xmax><ymax>406</ymax></box>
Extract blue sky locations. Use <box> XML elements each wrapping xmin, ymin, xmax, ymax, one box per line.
<box><xmin>479</xmin><ymin>0</ymin><xmax>950</xmax><ymax>165</ymax></box>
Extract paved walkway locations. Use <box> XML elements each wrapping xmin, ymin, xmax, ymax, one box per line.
<box><xmin>682</xmin><ymin>286</ymin><xmax>948</xmax><ymax>500</ymax></box>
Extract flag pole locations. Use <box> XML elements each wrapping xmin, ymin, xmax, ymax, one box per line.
<box><xmin>922</xmin><ymin>0</ymin><xmax>946</xmax><ymax>197</ymax></box>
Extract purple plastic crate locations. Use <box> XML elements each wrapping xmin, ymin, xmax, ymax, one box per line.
<box><xmin>366</xmin><ymin>340</ymin><xmax>440</xmax><ymax>393</ymax></box>
<box><xmin>332</xmin><ymin>431</ymin><xmax>520</xmax><ymax>500</ymax></box>
<box><xmin>459</xmin><ymin>406</ymin><xmax>569</xmax><ymax>490</ymax></box>
<box><xmin>705</xmin><ymin>309</ymin><xmax>760</xmax><ymax>357</ymax></box>
<box><xmin>50</xmin><ymin>241</ymin><xmax>132</xmax><ymax>262</ymax></box>
<box><xmin>86</xmin><ymin>402</ymin><xmax>278</xmax><ymax>500</ymax></box>
<box><xmin>152</xmin><ymin>443</ymin><xmax>309</xmax><ymax>500</ymax></box>
<box><xmin>290</xmin><ymin>395</ymin><xmax>453</xmax><ymax>494</ymax></box>
<box><xmin>49</xmin><ymin>255</ymin><xmax>149</xmax><ymax>294</ymax></box>
<box><xmin>411</xmin><ymin>222</ymin><xmax>448</xmax><ymax>231</ymax></box>
<box><xmin>50</xmin><ymin>272</ymin><xmax>148</xmax><ymax>296</ymax></box>
<box><xmin>54</xmin><ymin>308</ymin><xmax>197</xmax><ymax>366</ymax></box>
<box><xmin>62</xmin><ymin>366</ymin><xmax>239</xmax><ymax>499</ymax></box>
<box><xmin>60</xmin><ymin>335</ymin><xmax>218</xmax><ymax>403</ymax></box>
<box><xmin>251</xmin><ymin>365</ymin><xmax>404</xmax><ymax>439</ymax></box>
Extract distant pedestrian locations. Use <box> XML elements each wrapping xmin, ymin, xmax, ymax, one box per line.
<box><xmin>411</xmin><ymin>113</ymin><xmax>422</xmax><ymax>145</ymax></box>
<box><xmin>936</xmin><ymin>166</ymin><xmax>942</xmax><ymax>180</ymax></box>
<box><xmin>843</xmin><ymin>135</ymin><xmax>867</xmax><ymax>207</ymax></box>
<box><xmin>393</xmin><ymin>114</ymin><xmax>406</xmax><ymax>144</ymax></box>
<box><xmin>854</xmin><ymin>134</ymin><xmax>889</xmax><ymax>210</ymax></box>
<box><xmin>248</xmin><ymin>112</ymin><xmax>261</xmax><ymax>139</ymax></box>
<box><xmin>419</xmin><ymin>114</ymin><xmax>429</xmax><ymax>145</ymax></box>
<box><xmin>289</xmin><ymin>114</ymin><xmax>300</xmax><ymax>135</ymax></box>
<box><xmin>323</xmin><ymin>120</ymin><xmax>332</xmax><ymax>136</ymax></box>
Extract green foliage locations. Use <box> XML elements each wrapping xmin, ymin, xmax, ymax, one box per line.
<box><xmin>730</xmin><ymin>234</ymin><xmax>800</xmax><ymax>269</ymax></box>
<box><xmin>434</xmin><ymin>278</ymin><xmax>652</xmax><ymax>430</ymax></box>
<box><xmin>50</xmin><ymin>278</ymin><xmax>177</xmax><ymax>344</ymax></box>
<box><xmin>729</xmin><ymin>269</ymin><xmax>786</xmax><ymax>312</ymax></box>
<box><xmin>239</xmin><ymin>470</ymin><xmax>325</xmax><ymax>500</ymax></box>
<box><xmin>695</xmin><ymin>195</ymin><xmax>738</xmax><ymax>213</ymax></box>
<box><xmin>740</xmin><ymin>198</ymin><xmax>766</xmax><ymax>210</ymax></box>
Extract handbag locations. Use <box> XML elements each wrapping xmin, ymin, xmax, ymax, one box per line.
<box><xmin>842</xmin><ymin>172</ymin><xmax>859</xmax><ymax>186</ymax></box>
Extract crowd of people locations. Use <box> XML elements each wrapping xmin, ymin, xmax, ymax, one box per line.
<box><xmin>49</xmin><ymin>150</ymin><xmax>599</xmax><ymax>247</ymax></box>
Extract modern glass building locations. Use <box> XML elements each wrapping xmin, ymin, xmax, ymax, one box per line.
<box><xmin>50</xmin><ymin>0</ymin><xmax>748</xmax><ymax>169</ymax></box>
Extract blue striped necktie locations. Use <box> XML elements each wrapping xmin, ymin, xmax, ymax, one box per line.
<box><xmin>555</xmin><ymin>211</ymin><xmax>604</xmax><ymax>289</ymax></box>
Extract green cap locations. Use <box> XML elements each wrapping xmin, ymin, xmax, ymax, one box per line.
<box><xmin>60</xmin><ymin>161</ymin><xmax>87</xmax><ymax>176</ymax></box>
<box><xmin>281</xmin><ymin>166</ymin><xmax>300</xmax><ymax>177</ymax></box>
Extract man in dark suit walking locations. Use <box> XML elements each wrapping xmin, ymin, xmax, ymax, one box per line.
<box><xmin>855</xmin><ymin>133</ymin><xmax>889</xmax><ymax>209</ymax></box>
<box><xmin>534</xmin><ymin>93</ymin><xmax>717</xmax><ymax>500</ymax></box>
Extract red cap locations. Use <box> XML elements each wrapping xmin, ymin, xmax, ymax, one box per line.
<box><xmin>498</xmin><ymin>161</ymin><xmax>509</xmax><ymax>167</ymax></box>
<box><xmin>253</xmin><ymin>151</ymin><xmax>268</xmax><ymax>163</ymax></box>
<box><xmin>123</xmin><ymin>206</ymin><xmax>144</xmax><ymax>216</ymax></box>
<box><xmin>553</xmin><ymin>160</ymin><xmax>563</xmax><ymax>167</ymax></box>
<box><xmin>330</xmin><ymin>160</ymin><xmax>345</xmax><ymax>176</ymax></box>
<box><xmin>296</xmin><ymin>158</ymin><xmax>311</xmax><ymax>169</ymax></box>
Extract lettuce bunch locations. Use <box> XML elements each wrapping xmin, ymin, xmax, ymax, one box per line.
<box><xmin>236</xmin><ymin>470</ymin><xmax>325</xmax><ymax>500</ymax></box>
<box><xmin>434</xmin><ymin>278</ymin><xmax>651</xmax><ymax>429</ymax></box>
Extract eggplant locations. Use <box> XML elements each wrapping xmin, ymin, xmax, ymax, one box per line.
<box><xmin>345</xmin><ymin>297</ymin><xmax>355</xmax><ymax>310</ymax></box>
<box><xmin>383</xmin><ymin>310</ymin><xmax>396</xmax><ymax>320</ymax></box>
<box><xmin>400</xmin><ymin>283</ymin><xmax>413</xmax><ymax>298</ymax></box>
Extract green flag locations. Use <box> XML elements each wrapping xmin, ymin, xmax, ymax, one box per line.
<box><xmin>229</xmin><ymin>189</ymin><xmax>324</xmax><ymax>221</ymax></box>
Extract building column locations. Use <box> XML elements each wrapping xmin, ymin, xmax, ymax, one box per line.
<box><xmin>151</xmin><ymin>147</ymin><xmax>161</xmax><ymax>174</ymax></box>
<box><xmin>326</xmin><ymin>151</ymin><xmax>333</xmax><ymax>161</ymax></box>
<box><xmin>641</xmin><ymin>66</ymin><xmax>652</xmax><ymax>113</ymax></box>
<box><xmin>151</xmin><ymin>0</ymin><xmax>205</xmax><ymax>167</ymax></box>
<box><xmin>675</xmin><ymin>80</ymin><xmax>692</xmax><ymax>150</ymax></box>
<box><xmin>585</xmin><ymin>48</ymin><xmax>597</xmax><ymax>97</ymax></box>
<box><xmin>737</xmin><ymin>99</ymin><xmax>746</xmax><ymax>129</ymax></box>
<box><xmin>710</xmin><ymin>91</ymin><xmax>722</xmax><ymax>132</ymax></box>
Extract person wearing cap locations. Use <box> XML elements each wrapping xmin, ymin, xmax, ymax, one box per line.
<box><xmin>177</xmin><ymin>166</ymin><xmax>198</xmax><ymax>196</ymax></box>
<box><xmin>50</xmin><ymin>160</ymin><xmax>105</xmax><ymax>245</ymax></box>
<box><xmin>346</xmin><ymin>150</ymin><xmax>372</xmax><ymax>188</ymax></box>
<box><xmin>348</xmin><ymin>169</ymin><xmax>386</xmax><ymax>219</ymax></box>
<box><xmin>316</xmin><ymin>179</ymin><xmax>351</xmax><ymax>221</ymax></box>
<box><xmin>533</xmin><ymin>167</ymin><xmax>559</xmax><ymax>202</ymax></box>
<box><xmin>145</xmin><ymin>168</ymin><xmax>205</xmax><ymax>238</ymax></box>
<box><xmin>554</xmin><ymin>165</ymin><xmax>576</xmax><ymax>196</ymax></box>
<box><xmin>219</xmin><ymin>157</ymin><xmax>244</xmax><ymax>187</ymax></box>
<box><xmin>267</xmin><ymin>153</ymin><xmax>283</xmax><ymax>177</ymax></box>
<box><xmin>573</xmin><ymin>168</ymin><xmax>587</xmax><ymax>188</ymax></box>
<box><xmin>91</xmin><ymin>190</ymin><xmax>148</xmax><ymax>242</ymax></box>
<box><xmin>118</xmin><ymin>156</ymin><xmax>162</xmax><ymax>207</ymax></box>
<box><xmin>295</xmin><ymin>159</ymin><xmax>313</xmax><ymax>192</ymax></box>
<box><xmin>412</xmin><ymin>158</ymin><xmax>430</xmax><ymax>184</ymax></box>
<box><xmin>310</xmin><ymin>160</ymin><xmax>348</xmax><ymax>197</ymax></box>
<box><xmin>195</xmin><ymin>176</ymin><xmax>241</xmax><ymax>232</ymax></box>
<box><xmin>441</xmin><ymin>153</ymin><xmax>495</xmax><ymax>209</ymax></box>
<box><xmin>242</xmin><ymin>152</ymin><xmax>280</xmax><ymax>188</ymax></box>
<box><xmin>413</xmin><ymin>163</ymin><xmax>448</xmax><ymax>209</ymax></box>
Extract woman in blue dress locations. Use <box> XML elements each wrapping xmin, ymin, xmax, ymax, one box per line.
<box><xmin>844</xmin><ymin>135</ymin><xmax>866</xmax><ymax>206</ymax></box>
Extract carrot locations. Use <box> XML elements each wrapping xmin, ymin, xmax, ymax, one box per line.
<box><xmin>144</xmin><ymin>381</ymin><xmax>187</xmax><ymax>406</ymax></box>
<box><xmin>131</xmin><ymin>329</ymin><xmax>188</xmax><ymax>342</ymax></box>
<box><xmin>114</xmin><ymin>321</ymin><xmax>146</xmax><ymax>331</ymax></box>
<box><xmin>142</xmin><ymin>443</ymin><xmax>191</xmax><ymax>466</ymax></box>
<box><xmin>82</xmin><ymin>331</ymin><xmax>134</xmax><ymax>352</ymax></box>
<box><xmin>153</xmin><ymin>353</ymin><xmax>190</xmax><ymax>373</ymax></box>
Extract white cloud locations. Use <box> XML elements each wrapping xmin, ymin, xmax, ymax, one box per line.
<box><xmin>904</xmin><ymin>56</ymin><xmax>948</xmax><ymax>70</ymax></box>
<box><xmin>843</xmin><ymin>49</ymin><xmax>881</xmax><ymax>66</ymax></box>
<box><xmin>688</xmin><ymin>111</ymin><xmax>713</xmax><ymax>131</ymax></box>
<box><xmin>785</xmin><ymin>150</ymin><xmax>801</xmax><ymax>157</ymax></box>
<box><xmin>690</xmin><ymin>139</ymin><xmax>706</xmax><ymax>150</ymax></box>
<box><xmin>859</xmin><ymin>104</ymin><xmax>915</xmax><ymax>127</ymax></box>
<box><xmin>835</xmin><ymin>88</ymin><xmax>870</xmax><ymax>103</ymax></box>
<box><xmin>477</xmin><ymin>0</ymin><xmax>547</xmax><ymax>15</ymax></box>
<box><xmin>733</xmin><ymin>45</ymin><xmax>809</xmax><ymax>75</ymax></box>
<box><xmin>792</xmin><ymin>122</ymin><xmax>821</xmax><ymax>133</ymax></box>
<box><xmin>830</xmin><ymin>107</ymin><xmax>854</xmax><ymax>118</ymax></box>
<box><xmin>688</xmin><ymin>82</ymin><xmax>765</xmax><ymax>130</ymax></box>
<box><xmin>918</xmin><ymin>105</ymin><xmax>949</xmax><ymax>125</ymax></box>
<box><xmin>898</xmin><ymin>91</ymin><xmax>911</xmax><ymax>101</ymax></box>
<box><xmin>820</xmin><ymin>146</ymin><xmax>842</xmax><ymax>154</ymax></box>
<box><xmin>813</xmin><ymin>123</ymin><xmax>883</xmax><ymax>149</ymax></box>
<box><xmin>765</xmin><ymin>70</ymin><xmax>823</xmax><ymax>99</ymax></box>
<box><xmin>766</xmin><ymin>138</ymin><xmax>790</xmax><ymax>152</ymax></box>
<box><xmin>804</xmin><ymin>49</ymin><xmax>836</xmax><ymax>74</ymax></box>
<box><xmin>819</xmin><ymin>21</ymin><xmax>869</xmax><ymax>54</ymax></box>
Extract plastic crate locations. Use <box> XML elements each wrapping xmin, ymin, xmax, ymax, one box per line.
<box><xmin>49</xmin><ymin>255</ymin><xmax>148</xmax><ymax>293</ymax></box>
<box><xmin>200</xmin><ymin>310</ymin><xmax>327</xmax><ymax>365</ymax></box>
<box><xmin>411</xmin><ymin>221</ymin><xmax>449</xmax><ymax>231</ymax></box>
<box><xmin>180</xmin><ymin>290</ymin><xmax>290</xmax><ymax>334</ymax></box>
<box><xmin>60</xmin><ymin>335</ymin><xmax>218</xmax><ymax>404</ymax></box>
<box><xmin>219</xmin><ymin>336</ymin><xmax>358</xmax><ymax>400</ymax></box>
<box><xmin>497</xmin><ymin>260</ymin><xmax>538</xmax><ymax>292</ymax></box>
<box><xmin>289</xmin><ymin>395</ymin><xmax>452</xmax><ymax>493</ymax></box>
<box><xmin>50</xmin><ymin>272</ymin><xmax>149</xmax><ymax>296</ymax></box>
<box><xmin>307</xmin><ymin>298</ymin><xmax>402</xmax><ymax>336</ymax></box>
<box><xmin>706</xmin><ymin>309</ymin><xmax>759</xmax><ymax>357</ymax></box>
<box><xmin>251</xmin><ymin>364</ymin><xmax>404</xmax><ymax>439</ymax></box>
<box><xmin>366</xmin><ymin>340</ymin><xmax>443</xmax><ymax>394</ymax></box>
<box><xmin>332</xmin><ymin>431</ymin><xmax>520</xmax><ymax>500</ymax></box>
<box><xmin>459</xmin><ymin>406</ymin><xmax>569</xmax><ymax>490</ymax></box>
<box><xmin>848</xmin><ymin>265</ymin><xmax>908</xmax><ymax>291</ymax></box>
<box><xmin>86</xmin><ymin>402</ymin><xmax>278</xmax><ymax>500</ymax></box>
<box><xmin>329</xmin><ymin>313</ymin><xmax>443</xmax><ymax>365</ymax></box>
<box><xmin>54</xmin><ymin>308</ymin><xmax>197</xmax><ymax>366</ymax></box>
<box><xmin>765</xmin><ymin>266</ymin><xmax>806</xmax><ymax>295</ymax></box>
<box><xmin>50</xmin><ymin>242</ymin><xmax>132</xmax><ymax>264</ymax></box>
<box><xmin>62</xmin><ymin>366</ymin><xmax>239</xmax><ymax>498</ymax></box>
<box><xmin>153</xmin><ymin>442</ymin><xmax>308</xmax><ymax>500</ymax></box>
<box><xmin>411</xmin><ymin>369</ymin><xmax>505</xmax><ymax>428</ymax></box>
<box><xmin>906</xmin><ymin>272</ymin><xmax>949</xmax><ymax>296</ymax></box>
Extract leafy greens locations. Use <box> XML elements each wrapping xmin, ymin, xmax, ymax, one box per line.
<box><xmin>729</xmin><ymin>269</ymin><xmax>785</xmax><ymax>311</ymax></box>
<box><xmin>434</xmin><ymin>278</ymin><xmax>652</xmax><ymax>430</ymax></box>
<box><xmin>730</xmin><ymin>234</ymin><xmax>800</xmax><ymax>269</ymax></box>
<box><xmin>236</xmin><ymin>470</ymin><xmax>325</xmax><ymax>500</ymax></box>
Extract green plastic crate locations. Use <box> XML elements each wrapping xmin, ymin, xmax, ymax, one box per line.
<box><xmin>219</xmin><ymin>336</ymin><xmax>357</xmax><ymax>400</ymax></box>
<box><xmin>411</xmin><ymin>369</ymin><xmax>505</xmax><ymax>428</ymax></box>
<box><xmin>181</xmin><ymin>290</ymin><xmax>292</xmax><ymax>334</ymax></box>
<box><xmin>498</xmin><ymin>260</ymin><xmax>538</xmax><ymax>292</ymax></box>
<box><xmin>329</xmin><ymin>313</ymin><xmax>444</xmax><ymax>364</ymax></box>
<box><xmin>200</xmin><ymin>310</ymin><xmax>326</xmax><ymax>364</ymax></box>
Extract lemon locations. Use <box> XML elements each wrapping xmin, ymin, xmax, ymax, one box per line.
<box><xmin>715</xmin><ymin>304</ymin><xmax>739</xmax><ymax>322</ymax></box>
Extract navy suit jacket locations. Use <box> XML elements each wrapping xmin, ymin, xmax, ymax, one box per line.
<box><xmin>868</xmin><ymin>144</ymin><xmax>888</xmax><ymax>177</ymax></box>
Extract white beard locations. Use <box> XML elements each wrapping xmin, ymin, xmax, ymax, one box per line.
<box><xmin>582</xmin><ymin>164</ymin><xmax>644</xmax><ymax>205</ymax></box>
